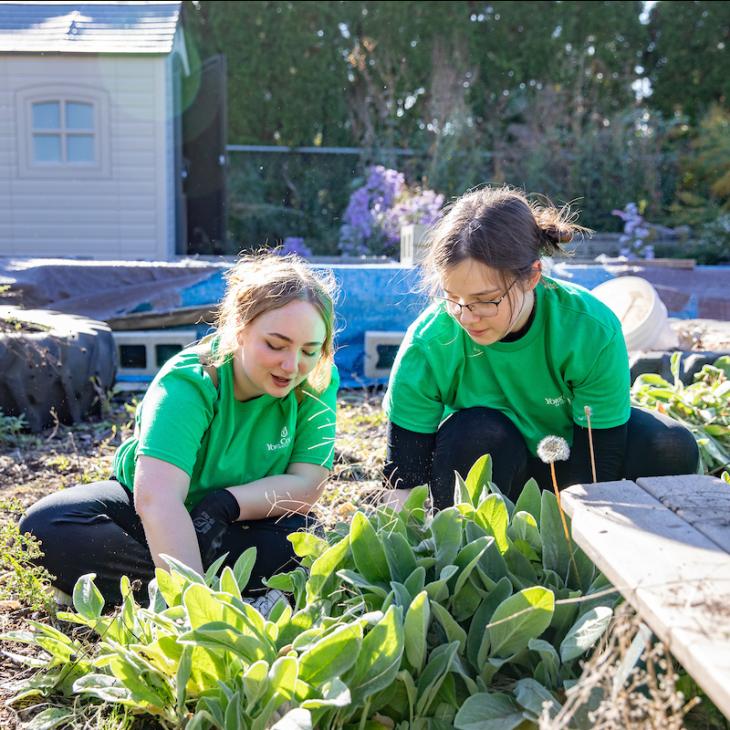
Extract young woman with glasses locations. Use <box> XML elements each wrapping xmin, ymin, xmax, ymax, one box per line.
<box><xmin>382</xmin><ymin>186</ymin><xmax>698</xmax><ymax>510</ymax></box>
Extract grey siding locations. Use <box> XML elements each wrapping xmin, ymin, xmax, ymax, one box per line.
<box><xmin>0</xmin><ymin>54</ymin><xmax>173</xmax><ymax>259</ymax></box>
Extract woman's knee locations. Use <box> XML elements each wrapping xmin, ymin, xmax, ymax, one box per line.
<box><xmin>439</xmin><ymin>407</ymin><xmax>523</xmax><ymax>450</ymax></box>
<box><xmin>18</xmin><ymin>497</ymin><xmax>57</xmax><ymax>545</ymax></box>
<box><xmin>434</xmin><ymin>407</ymin><xmax>528</xmax><ymax>500</ymax></box>
<box><xmin>653</xmin><ymin>424</ymin><xmax>699</xmax><ymax>474</ymax></box>
<box><xmin>18</xmin><ymin>483</ymin><xmax>117</xmax><ymax>559</ymax></box>
<box><xmin>626</xmin><ymin>408</ymin><xmax>700</xmax><ymax>478</ymax></box>
<box><xmin>17</xmin><ymin>497</ymin><xmax>69</xmax><ymax>585</ymax></box>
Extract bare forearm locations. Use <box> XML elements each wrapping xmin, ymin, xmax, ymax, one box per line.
<box><xmin>138</xmin><ymin>501</ymin><xmax>204</xmax><ymax>574</ymax></box>
<box><xmin>226</xmin><ymin>473</ymin><xmax>324</xmax><ymax>521</ymax></box>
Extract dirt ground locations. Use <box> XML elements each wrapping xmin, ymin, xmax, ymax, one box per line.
<box><xmin>0</xmin><ymin>389</ymin><xmax>388</xmax><ymax>728</ymax></box>
<box><xmin>671</xmin><ymin>318</ymin><xmax>730</xmax><ymax>352</ymax></box>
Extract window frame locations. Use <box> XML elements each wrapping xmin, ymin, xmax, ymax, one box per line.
<box><xmin>17</xmin><ymin>85</ymin><xmax>110</xmax><ymax>179</ymax></box>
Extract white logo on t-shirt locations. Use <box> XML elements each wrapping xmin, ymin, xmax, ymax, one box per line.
<box><xmin>545</xmin><ymin>395</ymin><xmax>566</xmax><ymax>407</ymax></box>
<box><xmin>266</xmin><ymin>426</ymin><xmax>292</xmax><ymax>452</ymax></box>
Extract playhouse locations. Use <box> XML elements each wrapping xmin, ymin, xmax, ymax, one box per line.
<box><xmin>0</xmin><ymin>1</ymin><xmax>194</xmax><ymax>259</ymax></box>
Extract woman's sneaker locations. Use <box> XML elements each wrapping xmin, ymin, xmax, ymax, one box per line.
<box><xmin>245</xmin><ymin>589</ymin><xmax>287</xmax><ymax>619</ymax></box>
<box><xmin>53</xmin><ymin>587</ymin><xmax>73</xmax><ymax>608</ymax></box>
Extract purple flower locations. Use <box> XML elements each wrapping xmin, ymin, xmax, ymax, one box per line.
<box><xmin>611</xmin><ymin>203</ymin><xmax>656</xmax><ymax>260</ymax></box>
<box><xmin>339</xmin><ymin>166</ymin><xmax>444</xmax><ymax>257</ymax></box>
<box><xmin>279</xmin><ymin>237</ymin><xmax>312</xmax><ymax>258</ymax></box>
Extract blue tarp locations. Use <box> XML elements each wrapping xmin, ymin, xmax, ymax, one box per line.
<box><xmin>179</xmin><ymin>261</ymin><xmax>715</xmax><ymax>387</ymax></box>
<box><xmin>2</xmin><ymin>258</ymin><xmax>727</xmax><ymax>388</ymax></box>
<box><xmin>182</xmin><ymin>264</ymin><xmax>427</xmax><ymax>388</ymax></box>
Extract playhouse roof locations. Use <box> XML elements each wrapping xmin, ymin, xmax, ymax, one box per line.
<box><xmin>0</xmin><ymin>1</ymin><xmax>182</xmax><ymax>54</ymax></box>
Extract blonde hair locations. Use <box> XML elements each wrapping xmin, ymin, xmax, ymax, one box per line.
<box><xmin>423</xmin><ymin>185</ymin><xmax>589</xmax><ymax>296</ymax></box>
<box><xmin>209</xmin><ymin>253</ymin><xmax>337</xmax><ymax>393</ymax></box>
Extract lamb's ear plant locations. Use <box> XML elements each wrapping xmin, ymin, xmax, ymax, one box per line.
<box><xmin>2</xmin><ymin>455</ymin><xmax>621</xmax><ymax>729</ymax></box>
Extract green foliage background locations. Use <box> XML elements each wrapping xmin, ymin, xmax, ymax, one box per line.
<box><xmin>182</xmin><ymin>1</ymin><xmax>730</xmax><ymax>254</ymax></box>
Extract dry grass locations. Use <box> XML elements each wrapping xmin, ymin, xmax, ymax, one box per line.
<box><xmin>0</xmin><ymin>398</ymin><xmax>137</xmax><ymax>728</ymax></box>
<box><xmin>320</xmin><ymin>388</ymin><xmax>389</xmax><ymax>524</ymax></box>
<box><xmin>542</xmin><ymin>602</ymin><xmax>717</xmax><ymax>729</ymax></box>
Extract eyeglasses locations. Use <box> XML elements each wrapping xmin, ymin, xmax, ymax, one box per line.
<box><xmin>435</xmin><ymin>279</ymin><xmax>518</xmax><ymax>319</ymax></box>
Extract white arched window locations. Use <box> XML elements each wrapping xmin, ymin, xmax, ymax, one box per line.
<box><xmin>17</xmin><ymin>85</ymin><xmax>110</xmax><ymax>178</ymax></box>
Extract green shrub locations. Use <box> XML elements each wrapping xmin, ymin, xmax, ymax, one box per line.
<box><xmin>668</xmin><ymin>105</ymin><xmax>730</xmax><ymax>228</ymax></box>
<box><xmin>0</xmin><ymin>498</ymin><xmax>55</xmax><ymax>612</ymax></box>
<box><xmin>225</xmin><ymin>153</ymin><xmax>355</xmax><ymax>256</ymax></box>
<box><xmin>0</xmin><ymin>408</ymin><xmax>27</xmax><ymax>444</ymax></box>
<box><xmin>691</xmin><ymin>214</ymin><xmax>730</xmax><ymax>264</ymax></box>
<box><xmin>2</xmin><ymin>457</ymin><xmax>619</xmax><ymax>729</ymax></box>
<box><xmin>632</xmin><ymin>354</ymin><xmax>730</xmax><ymax>474</ymax></box>
<box><xmin>653</xmin><ymin>214</ymin><xmax>730</xmax><ymax>264</ymax></box>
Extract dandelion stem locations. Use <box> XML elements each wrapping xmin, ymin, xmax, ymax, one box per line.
<box><xmin>550</xmin><ymin>463</ymin><xmax>569</xmax><ymax>542</ymax></box>
<box><xmin>549</xmin><ymin>462</ymin><xmax>580</xmax><ymax>583</ymax></box>
<box><xmin>585</xmin><ymin>405</ymin><xmax>597</xmax><ymax>483</ymax></box>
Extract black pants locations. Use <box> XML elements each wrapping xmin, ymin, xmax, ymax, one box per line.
<box><xmin>386</xmin><ymin>406</ymin><xmax>700</xmax><ymax>510</ymax></box>
<box><xmin>18</xmin><ymin>480</ymin><xmax>308</xmax><ymax>604</ymax></box>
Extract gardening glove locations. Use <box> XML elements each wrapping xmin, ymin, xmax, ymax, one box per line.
<box><xmin>190</xmin><ymin>488</ymin><xmax>240</xmax><ymax>567</ymax></box>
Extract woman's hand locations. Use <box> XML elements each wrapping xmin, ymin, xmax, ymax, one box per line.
<box><xmin>379</xmin><ymin>488</ymin><xmax>413</xmax><ymax>512</ymax></box>
<box><xmin>190</xmin><ymin>489</ymin><xmax>240</xmax><ymax>566</ymax></box>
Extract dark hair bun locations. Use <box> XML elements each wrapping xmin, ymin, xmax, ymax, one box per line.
<box><xmin>541</xmin><ymin>224</ymin><xmax>574</xmax><ymax>245</ymax></box>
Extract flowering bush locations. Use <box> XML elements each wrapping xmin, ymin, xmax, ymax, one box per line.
<box><xmin>278</xmin><ymin>236</ymin><xmax>312</xmax><ymax>258</ymax></box>
<box><xmin>611</xmin><ymin>203</ymin><xmax>655</xmax><ymax>259</ymax></box>
<box><xmin>339</xmin><ymin>166</ymin><xmax>444</xmax><ymax>257</ymax></box>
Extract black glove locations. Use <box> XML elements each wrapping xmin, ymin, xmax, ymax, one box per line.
<box><xmin>190</xmin><ymin>489</ymin><xmax>240</xmax><ymax>567</ymax></box>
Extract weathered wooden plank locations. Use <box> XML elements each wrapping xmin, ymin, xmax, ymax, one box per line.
<box><xmin>637</xmin><ymin>475</ymin><xmax>730</xmax><ymax>553</ymax></box>
<box><xmin>562</xmin><ymin>480</ymin><xmax>730</xmax><ymax>719</ymax></box>
<box><xmin>107</xmin><ymin>305</ymin><xmax>216</xmax><ymax>331</ymax></box>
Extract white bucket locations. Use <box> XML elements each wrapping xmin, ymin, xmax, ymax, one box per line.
<box><xmin>591</xmin><ymin>276</ymin><xmax>679</xmax><ymax>351</ymax></box>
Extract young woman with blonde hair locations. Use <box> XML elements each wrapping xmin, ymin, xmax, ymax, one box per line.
<box><xmin>21</xmin><ymin>253</ymin><xmax>339</xmax><ymax>607</ymax></box>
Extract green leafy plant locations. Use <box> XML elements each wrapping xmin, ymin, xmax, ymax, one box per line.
<box><xmin>668</xmin><ymin>105</ymin><xmax>730</xmax><ymax>228</ymax></box>
<box><xmin>2</xmin><ymin>457</ymin><xmax>618</xmax><ymax>729</ymax></box>
<box><xmin>0</xmin><ymin>408</ymin><xmax>27</xmax><ymax>444</ymax></box>
<box><xmin>692</xmin><ymin>214</ymin><xmax>730</xmax><ymax>264</ymax></box>
<box><xmin>631</xmin><ymin>354</ymin><xmax>730</xmax><ymax>474</ymax></box>
<box><xmin>0</xmin><ymin>497</ymin><xmax>55</xmax><ymax>611</ymax></box>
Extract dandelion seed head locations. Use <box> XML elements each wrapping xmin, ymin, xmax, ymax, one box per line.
<box><xmin>537</xmin><ymin>435</ymin><xmax>571</xmax><ymax>463</ymax></box>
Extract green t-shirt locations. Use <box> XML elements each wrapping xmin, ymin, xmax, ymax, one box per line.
<box><xmin>383</xmin><ymin>277</ymin><xmax>630</xmax><ymax>454</ymax></box>
<box><xmin>114</xmin><ymin>345</ymin><xmax>339</xmax><ymax>509</ymax></box>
